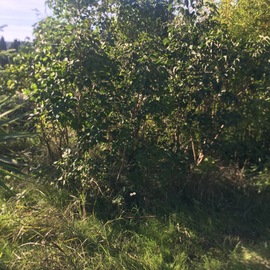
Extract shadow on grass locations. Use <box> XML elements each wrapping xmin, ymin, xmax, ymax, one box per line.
<box><xmin>97</xmin><ymin>169</ymin><xmax>270</xmax><ymax>269</ymax></box>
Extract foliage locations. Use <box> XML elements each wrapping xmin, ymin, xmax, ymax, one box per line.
<box><xmin>3</xmin><ymin>0</ymin><xmax>268</xmax><ymax>213</ymax></box>
<box><xmin>0</xmin><ymin>0</ymin><xmax>270</xmax><ymax>268</ymax></box>
<box><xmin>0</xmin><ymin>96</ymin><xmax>26</xmax><ymax>192</ymax></box>
<box><xmin>0</xmin><ymin>37</ymin><xmax>25</xmax><ymax>69</ymax></box>
<box><xmin>0</xmin><ymin>36</ymin><xmax>7</xmax><ymax>50</ymax></box>
<box><xmin>218</xmin><ymin>0</ymin><xmax>270</xmax><ymax>41</ymax></box>
<box><xmin>9</xmin><ymin>39</ymin><xmax>21</xmax><ymax>52</ymax></box>
<box><xmin>0</xmin><ymin>72</ymin><xmax>35</xmax><ymax>192</ymax></box>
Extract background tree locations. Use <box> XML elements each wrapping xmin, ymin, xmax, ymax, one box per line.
<box><xmin>0</xmin><ymin>36</ymin><xmax>9</xmax><ymax>68</ymax></box>
<box><xmin>218</xmin><ymin>0</ymin><xmax>270</xmax><ymax>40</ymax></box>
<box><xmin>10</xmin><ymin>39</ymin><xmax>21</xmax><ymax>52</ymax></box>
<box><xmin>0</xmin><ymin>36</ymin><xmax>7</xmax><ymax>50</ymax></box>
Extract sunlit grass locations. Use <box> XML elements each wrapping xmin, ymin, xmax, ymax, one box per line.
<box><xmin>0</xmin><ymin>176</ymin><xmax>269</xmax><ymax>269</ymax></box>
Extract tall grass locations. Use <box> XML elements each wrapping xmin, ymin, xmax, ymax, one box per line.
<box><xmin>0</xmin><ymin>172</ymin><xmax>269</xmax><ymax>270</ymax></box>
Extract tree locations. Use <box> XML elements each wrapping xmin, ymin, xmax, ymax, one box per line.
<box><xmin>0</xmin><ymin>37</ymin><xmax>20</xmax><ymax>68</ymax></box>
<box><xmin>5</xmin><ymin>0</ymin><xmax>270</xmax><ymax>209</ymax></box>
<box><xmin>0</xmin><ymin>36</ymin><xmax>7</xmax><ymax>51</ymax></box>
<box><xmin>218</xmin><ymin>0</ymin><xmax>270</xmax><ymax>40</ymax></box>
<box><xmin>0</xmin><ymin>36</ymin><xmax>10</xmax><ymax>67</ymax></box>
<box><xmin>10</xmin><ymin>39</ymin><xmax>21</xmax><ymax>52</ymax></box>
<box><xmin>216</xmin><ymin>0</ymin><xmax>270</xmax><ymax>165</ymax></box>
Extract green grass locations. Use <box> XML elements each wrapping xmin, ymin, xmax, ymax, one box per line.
<box><xmin>0</xmin><ymin>174</ymin><xmax>269</xmax><ymax>270</ymax></box>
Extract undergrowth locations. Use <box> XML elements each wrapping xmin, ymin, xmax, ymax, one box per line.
<box><xmin>0</xmin><ymin>169</ymin><xmax>270</xmax><ymax>270</ymax></box>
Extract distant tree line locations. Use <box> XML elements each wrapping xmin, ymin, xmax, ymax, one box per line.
<box><xmin>0</xmin><ymin>36</ymin><xmax>22</xmax><ymax>68</ymax></box>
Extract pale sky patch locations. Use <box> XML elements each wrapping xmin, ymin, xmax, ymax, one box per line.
<box><xmin>0</xmin><ymin>0</ymin><xmax>51</xmax><ymax>41</ymax></box>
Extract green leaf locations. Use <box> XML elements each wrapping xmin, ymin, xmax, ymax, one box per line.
<box><xmin>0</xmin><ymin>178</ymin><xmax>14</xmax><ymax>193</ymax></box>
<box><xmin>0</xmin><ymin>133</ymin><xmax>36</xmax><ymax>141</ymax></box>
<box><xmin>0</xmin><ymin>156</ymin><xmax>19</xmax><ymax>166</ymax></box>
<box><xmin>163</xmin><ymin>38</ymin><xmax>169</xmax><ymax>46</ymax></box>
<box><xmin>0</xmin><ymin>167</ymin><xmax>25</xmax><ymax>180</ymax></box>
<box><xmin>0</xmin><ymin>104</ymin><xmax>22</xmax><ymax>119</ymax></box>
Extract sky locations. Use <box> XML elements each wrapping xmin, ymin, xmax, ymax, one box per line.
<box><xmin>0</xmin><ymin>0</ymin><xmax>51</xmax><ymax>41</ymax></box>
